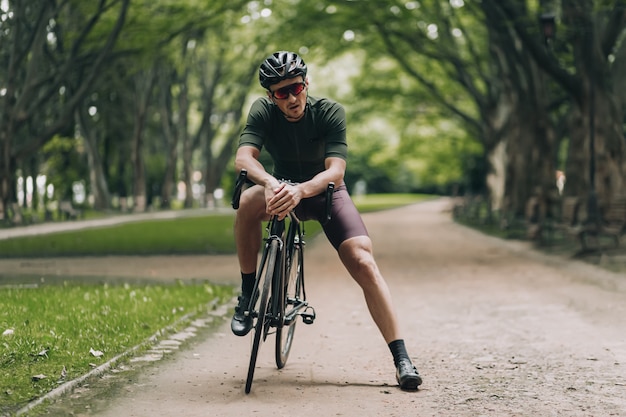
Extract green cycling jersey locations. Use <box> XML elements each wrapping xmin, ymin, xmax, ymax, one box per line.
<box><xmin>239</xmin><ymin>95</ymin><xmax>348</xmax><ymax>183</ymax></box>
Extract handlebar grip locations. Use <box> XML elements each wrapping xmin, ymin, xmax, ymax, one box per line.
<box><xmin>231</xmin><ymin>169</ymin><xmax>248</xmax><ymax>209</ymax></box>
<box><xmin>324</xmin><ymin>182</ymin><xmax>335</xmax><ymax>224</ymax></box>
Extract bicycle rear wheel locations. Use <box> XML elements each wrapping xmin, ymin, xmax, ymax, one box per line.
<box><xmin>275</xmin><ymin>238</ymin><xmax>303</xmax><ymax>369</ymax></box>
<box><xmin>245</xmin><ymin>239</ymin><xmax>279</xmax><ymax>394</ymax></box>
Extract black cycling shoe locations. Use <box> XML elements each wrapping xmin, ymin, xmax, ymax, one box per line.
<box><xmin>231</xmin><ymin>293</ymin><xmax>254</xmax><ymax>336</ymax></box>
<box><xmin>395</xmin><ymin>359</ymin><xmax>422</xmax><ymax>391</ymax></box>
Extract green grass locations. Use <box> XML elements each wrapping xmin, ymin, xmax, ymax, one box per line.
<box><xmin>0</xmin><ymin>194</ymin><xmax>430</xmax><ymax>258</ymax></box>
<box><xmin>0</xmin><ymin>281</ymin><xmax>234</xmax><ymax>415</ymax></box>
<box><xmin>0</xmin><ymin>215</ymin><xmax>237</xmax><ymax>258</ymax></box>
<box><xmin>353</xmin><ymin>193</ymin><xmax>431</xmax><ymax>213</ymax></box>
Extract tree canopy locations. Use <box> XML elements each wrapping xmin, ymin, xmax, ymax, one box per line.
<box><xmin>1</xmin><ymin>0</ymin><xmax>624</xmax><ymax>223</ymax></box>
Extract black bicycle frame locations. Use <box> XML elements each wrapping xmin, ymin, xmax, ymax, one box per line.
<box><xmin>269</xmin><ymin>212</ymin><xmax>308</xmax><ymax>327</ymax></box>
<box><xmin>231</xmin><ymin>168</ymin><xmax>333</xmax><ymax>328</ymax></box>
<box><xmin>233</xmin><ymin>168</ymin><xmax>334</xmax><ymax>392</ymax></box>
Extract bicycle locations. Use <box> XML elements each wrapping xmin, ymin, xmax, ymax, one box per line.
<box><xmin>231</xmin><ymin>169</ymin><xmax>334</xmax><ymax>394</ymax></box>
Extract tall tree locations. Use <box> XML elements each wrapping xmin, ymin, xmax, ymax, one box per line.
<box><xmin>156</xmin><ymin>63</ymin><xmax>184</xmax><ymax>209</ymax></box>
<box><xmin>492</xmin><ymin>0</ymin><xmax>626</xmax><ymax>216</ymax></box>
<box><xmin>154</xmin><ymin>3</ymin><xmax>289</xmax><ymax>209</ymax></box>
<box><xmin>105</xmin><ymin>0</ymin><xmax>253</xmax><ymax>211</ymax></box>
<box><xmin>195</xmin><ymin>30</ymin><xmax>266</xmax><ymax>207</ymax></box>
<box><xmin>76</xmin><ymin>106</ymin><xmax>111</xmax><ymax>210</ymax></box>
<box><xmin>0</xmin><ymin>0</ymin><xmax>129</xmax><ymax>219</ymax></box>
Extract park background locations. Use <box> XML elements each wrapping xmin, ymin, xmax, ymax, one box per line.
<box><xmin>1</xmin><ymin>1</ymin><xmax>626</xmax><ymax>416</ymax></box>
<box><xmin>1</xmin><ymin>1</ymin><xmax>625</xmax><ymax>228</ymax></box>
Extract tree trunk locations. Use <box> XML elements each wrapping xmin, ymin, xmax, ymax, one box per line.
<box><xmin>592</xmin><ymin>87</ymin><xmax>624</xmax><ymax>204</ymax></box>
<box><xmin>157</xmin><ymin>69</ymin><xmax>181</xmax><ymax>210</ymax></box>
<box><xmin>130</xmin><ymin>70</ymin><xmax>156</xmax><ymax>213</ymax></box>
<box><xmin>131</xmin><ymin>116</ymin><xmax>147</xmax><ymax>212</ymax></box>
<box><xmin>181</xmin><ymin>134</ymin><xmax>194</xmax><ymax>209</ymax></box>
<box><xmin>566</xmin><ymin>83</ymin><xmax>625</xmax><ymax>214</ymax></box>
<box><xmin>505</xmin><ymin>107</ymin><xmax>558</xmax><ymax>214</ymax></box>
<box><xmin>179</xmin><ymin>86</ymin><xmax>193</xmax><ymax>209</ymax></box>
<box><xmin>203</xmin><ymin>121</ymin><xmax>240</xmax><ymax>206</ymax></box>
<box><xmin>77</xmin><ymin>109</ymin><xmax>111</xmax><ymax>210</ymax></box>
<box><xmin>0</xmin><ymin>128</ymin><xmax>12</xmax><ymax>220</ymax></box>
<box><xmin>559</xmin><ymin>1</ymin><xmax>625</xmax><ymax>216</ymax></box>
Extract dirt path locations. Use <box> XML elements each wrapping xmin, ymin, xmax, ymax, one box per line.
<box><xmin>5</xmin><ymin>199</ymin><xmax>626</xmax><ymax>416</ymax></box>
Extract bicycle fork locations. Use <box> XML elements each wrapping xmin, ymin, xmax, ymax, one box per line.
<box><xmin>281</xmin><ymin>237</ymin><xmax>316</xmax><ymax>326</ymax></box>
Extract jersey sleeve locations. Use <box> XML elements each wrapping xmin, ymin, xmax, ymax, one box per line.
<box><xmin>239</xmin><ymin>98</ymin><xmax>272</xmax><ymax>150</ymax></box>
<box><xmin>321</xmin><ymin>101</ymin><xmax>348</xmax><ymax>160</ymax></box>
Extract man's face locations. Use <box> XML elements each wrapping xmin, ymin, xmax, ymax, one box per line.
<box><xmin>267</xmin><ymin>77</ymin><xmax>308</xmax><ymax>122</ymax></box>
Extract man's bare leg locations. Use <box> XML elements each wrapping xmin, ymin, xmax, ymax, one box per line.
<box><xmin>338</xmin><ymin>235</ymin><xmax>422</xmax><ymax>390</ymax></box>
<box><xmin>231</xmin><ymin>185</ymin><xmax>268</xmax><ymax>336</ymax></box>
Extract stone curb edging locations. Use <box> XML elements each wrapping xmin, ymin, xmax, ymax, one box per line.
<box><xmin>12</xmin><ymin>298</ymin><xmax>230</xmax><ymax>417</ymax></box>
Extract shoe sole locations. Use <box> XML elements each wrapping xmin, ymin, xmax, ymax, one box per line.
<box><xmin>397</xmin><ymin>374</ymin><xmax>422</xmax><ymax>391</ymax></box>
<box><xmin>231</xmin><ymin>327</ymin><xmax>252</xmax><ymax>337</ymax></box>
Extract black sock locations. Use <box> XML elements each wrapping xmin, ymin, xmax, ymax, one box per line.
<box><xmin>241</xmin><ymin>272</ymin><xmax>256</xmax><ymax>296</ymax></box>
<box><xmin>388</xmin><ymin>339</ymin><xmax>410</xmax><ymax>366</ymax></box>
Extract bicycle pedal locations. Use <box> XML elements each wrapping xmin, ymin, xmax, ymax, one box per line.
<box><xmin>301</xmin><ymin>307</ymin><xmax>316</xmax><ymax>324</ymax></box>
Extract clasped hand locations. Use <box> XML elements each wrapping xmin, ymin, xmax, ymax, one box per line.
<box><xmin>266</xmin><ymin>182</ymin><xmax>301</xmax><ymax>220</ymax></box>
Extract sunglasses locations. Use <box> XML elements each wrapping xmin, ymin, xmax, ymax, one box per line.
<box><xmin>270</xmin><ymin>82</ymin><xmax>306</xmax><ymax>100</ymax></box>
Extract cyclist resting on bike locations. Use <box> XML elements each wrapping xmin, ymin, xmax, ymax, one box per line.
<box><xmin>231</xmin><ymin>51</ymin><xmax>422</xmax><ymax>391</ymax></box>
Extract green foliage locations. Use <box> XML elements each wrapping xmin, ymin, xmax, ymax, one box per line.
<box><xmin>5</xmin><ymin>0</ymin><xmax>511</xmax><ymax>213</ymax></box>
<box><xmin>264</xmin><ymin>1</ymin><xmax>488</xmax><ymax>194</ymax></box>
<box><xmin>398</xmin><ymin>116</ymin><xmax>483</xmax><ymax>192</ymax></box>
<box><xmin>63</xmin><ymin>0</ymin><xmax>126</xmax><ymax>50</ymax></box>
<box><xmin>144</xmin><ymin>153</ymin><xmax>167</xmax><ymax>206</ymax></box>
<box><xmin>42</xmin><ymin>136</ymin><xmax>88</xmax><ymax>202</ymax></box>
<box><xmin>337</xmin><ymin>53</ymin><xmax>483</xmax><ymax>193</ymax></box>
<box><xmin>0</xmin><ymin>281</ymin><xmax>234</xmax><ymax>414</ymax></box>
<box><xmin>6</xmin><ymin>0</ymin><xmax>624</xmax><ymax>235</ymax></box>
<box><xmin>117</xmin><ymin>0</ymin><xmax>250</xmax><ymax>67</ymax></box>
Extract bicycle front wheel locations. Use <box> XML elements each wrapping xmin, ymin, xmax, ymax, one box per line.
<box><xmin>275</xmin><ymin>239</ymin><xmax>303</xmax><ymax>369</ymax></box>
<box><xmin>245</xmin><ymin>239</ymin><xmax>279</xmax><ymax>394</ymax></box>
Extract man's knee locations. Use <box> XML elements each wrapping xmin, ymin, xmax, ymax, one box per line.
<box><xmin>240</xmin><ymin>185</ymin><xmax>263</xmax><ymax>205</ymax></box>
<box><xmin>339</xmin><ymin>235</ymin><xmax>373</xmax><ymax>254</ymax></box>
<box><xmin>237</xmin><ymin>186</ymin><xmax>266</xmax><ymax>220</ymax></box>
<box><xmin>339</xmin><ymin>236</ymin><xmax>378</xmax><ymax>274</ymax></box>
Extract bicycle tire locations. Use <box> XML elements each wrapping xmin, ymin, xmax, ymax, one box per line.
<box><xmin>275</xmin><ymin>236</ymin><xmax>303</xmax><ymax>369</ymax></box>
<box><xmin>245</xmin><ymin>239</ymin><xmax>279</xmax><ymax>394</ymax></box>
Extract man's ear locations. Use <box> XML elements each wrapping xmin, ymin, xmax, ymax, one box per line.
<box><xmin>266</xmin><ymin>90</ymin><xmax>277</xmax><ymax>104</ymax></box>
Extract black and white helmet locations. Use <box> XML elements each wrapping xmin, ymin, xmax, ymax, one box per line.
<box><xmin>259</xmin><ymin>51</ymin><xmax>307</xmax><ymax>89</ymax></box>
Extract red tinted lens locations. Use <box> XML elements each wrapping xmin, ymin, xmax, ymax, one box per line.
<box><xmin>289</xmin><ymin>83</ymin><xmax>305</xmax><ymax>96</ymax></box>
<box><xmin>273</xmin><ymin>83</ymin><xmax>305</xmax><ymax>99</ymax></box>
<box><xmin>273</xmin><ymin>87</ymin><xmax>290</xmax><ymax>99</ymax></box>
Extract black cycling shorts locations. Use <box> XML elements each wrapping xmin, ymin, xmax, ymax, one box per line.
<box><xmin>294</xmin><ymin>183</ymin><xmax>369</xmax><ymax>250</ymax></box>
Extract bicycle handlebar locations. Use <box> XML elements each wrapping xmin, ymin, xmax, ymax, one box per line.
<box><xmin>231</xmin><ymin>169</ymin><xmax>248</xmax><ymax>209</ymax></box>
<box><xmin>231</xmin><ymin>169</ymin><xmax>335</xmax><ymax>223</ymax></box>
<box><xmin>324</xmin><ymin>182</ymin><xmax>335</xmax><ymax>225</ymax></box>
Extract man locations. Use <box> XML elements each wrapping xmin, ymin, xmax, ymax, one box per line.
<box><xmin>231</xmin><ymin>51</ymin><xmax>422</xmax><ymax>391</ymax></box>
